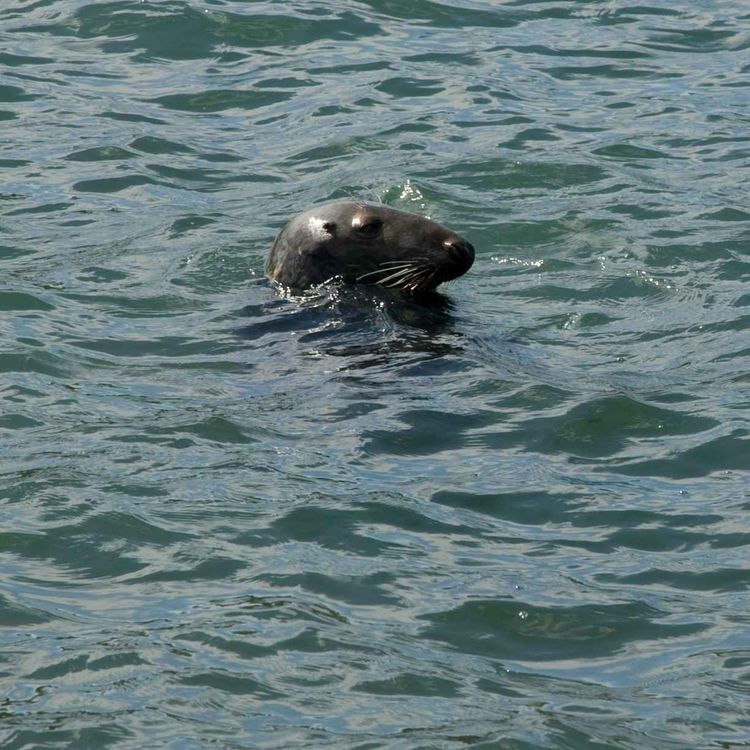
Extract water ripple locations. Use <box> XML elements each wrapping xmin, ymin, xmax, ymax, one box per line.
<box><xmin>1</xmin><ymin>0</ymin><xmax>750</xmax><ymax>748</ymax></box>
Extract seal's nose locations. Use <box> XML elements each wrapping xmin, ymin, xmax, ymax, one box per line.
<box><xmin>444</xmin><ymin>236</ymin><xmax>475</xmax><ymax>273</ymax></box>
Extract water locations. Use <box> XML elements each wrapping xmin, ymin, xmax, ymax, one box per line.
<box><xmin>2</xmin><ymin>1</ymin><xmax>749</xmax><ymax>747</ymax></box>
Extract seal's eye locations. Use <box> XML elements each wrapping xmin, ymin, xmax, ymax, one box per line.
<box><xmin>356</xmin><ymin>219</ymin><xmax>382</xmax><ymax>238</ymax></box>
<box><xmin>322</xmin><ymin>222</ymin><xmax>336</xmax><ymax>234</ymax></box>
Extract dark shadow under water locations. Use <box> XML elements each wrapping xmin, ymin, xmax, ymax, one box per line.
<box><xmin>234</xmin><ymin>281</ymin><xmax>467</xmax><ymax>363</ymax></box>
<box><xmin>228</xmin><ymin>279</ymin><xmax>563</xmax><ymax>397</ymax></box>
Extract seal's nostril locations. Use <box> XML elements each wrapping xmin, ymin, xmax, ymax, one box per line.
<box><xmin>445</xmin><ymin>238</ymin><xmax>475</xmax><ymax>267</ymax></box>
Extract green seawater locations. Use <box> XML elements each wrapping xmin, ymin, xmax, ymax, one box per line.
<box><xmin>1</xmin><ymin>1</ymin><xmax>749</xmax><ymax>748</ymax></box>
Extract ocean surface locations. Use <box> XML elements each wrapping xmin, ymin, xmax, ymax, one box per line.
<box><xmin>2</xmin><ymin>1</ymin><xmax>749</xmax><ymax>748</ymax></box>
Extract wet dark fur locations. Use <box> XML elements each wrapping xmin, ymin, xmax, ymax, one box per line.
<box><xmin>266</xmin><ymin>201</ymin><xmax>474</xmax><ymax>292</ymax></box>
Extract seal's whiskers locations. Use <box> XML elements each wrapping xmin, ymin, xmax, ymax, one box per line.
<box><xmin>420</xmin><ymin>266</ymin><xmax>441</xmax><ymax>290</ymax></box>
<box><xmin>356</xmin><ymin>262</ymin><xmax>414</xmax><ymax>283</ymax></box>
<box><xmin>377</xmin><ymin>266</ymin><xmax>424</xmax><ymax>286</ymax></box>
<box><xmin>411</xmin><ymin>269</ymin><xmax>434</xmax><ymax>291</ymax></box>
<box><xmin>384</xmin><ymin>263</ymin><xmax>437</xmax><ymax>291</ymax></box>
<box><xmin>357</xmin><ymin>261</ymin><xmax>425</xmax><ymax>285</ymax></box>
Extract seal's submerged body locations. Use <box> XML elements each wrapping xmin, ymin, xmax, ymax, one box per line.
<box><xmin>267</xmin><ymin>201</ymin><xmax>474</xmax><ymax>293</ymax></box>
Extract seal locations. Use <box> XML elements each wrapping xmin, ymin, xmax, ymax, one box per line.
<box><xmin>266</xmin><ymin>201</ymin><xmax>474</xmax><ymax>292</ymax></box>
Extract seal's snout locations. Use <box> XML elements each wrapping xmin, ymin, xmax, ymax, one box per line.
<box><xmin>444</xmin><ymin>236</ymin><xmax>475</xmax><ymax>274</ymax></box>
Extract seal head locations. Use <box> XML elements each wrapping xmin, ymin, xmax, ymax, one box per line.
<box><xmin>266</xmin><ymin>201</ymin><xmax>474</xmax><ymax>292</ymax></box>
